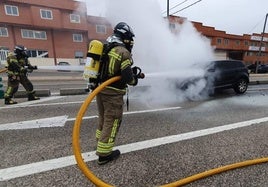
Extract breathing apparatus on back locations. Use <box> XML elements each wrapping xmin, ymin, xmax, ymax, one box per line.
<box><xmin>83</xmin><ymin>40</ymin><xmax>104</xmax><ymax>90</ymax></box>
<box><xmin>83</xmin><ymin>22</ymin><xmax>144</xmax><ymax>91</ymax></box>
<box><xmin>83</xmin><ymin>39</ymin><xmax>121</xmax><ymax>90</ymax></box>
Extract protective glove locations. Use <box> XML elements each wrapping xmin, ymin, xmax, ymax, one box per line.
<box><xmin>29</xmin><ymin>65</ymin><xmax>38</xmax><ymax>70</ymax></box>
<box><xmin>20</xmin><ymin>67</ymin><xmax>27</xmax><ymax>74</ymax></box>
<box><xmin>26</xmin><ymin>65</ymin><xmax>38</xmax><ymax>70</ymax></box>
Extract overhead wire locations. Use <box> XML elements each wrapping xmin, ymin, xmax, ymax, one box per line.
<box><xmin>162</xmin><ymin>0</ymin><xmax>189</xmax><ymax>14</ymax></box>
<box><xmin>247</xmin><ymin>15</ymin><xmax>267</xmax><ymax>34</ymax></box>
<box><xmin>170</xmin><ymin>0</ymin><xmax>202</xmax><ymax>15</ymax></box>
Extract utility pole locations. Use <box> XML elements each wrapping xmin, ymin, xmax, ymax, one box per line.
<box><xmin>256</xmin><ymin>13</ymin><xmax>268</xmax><ymax>73</ymax></box>
<box><xmin>167</xmin><ymin>0</ymin><xmax>169</xmax><ymax>18</ymax></box>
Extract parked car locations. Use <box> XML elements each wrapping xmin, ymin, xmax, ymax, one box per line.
<box><xmin>179</xmin><ymin>60</ymin><xmax>249</xmax><ymax>95</ymax></box>
<box><xmin>256</xmin><ymin>64</ymin><xmax>268</xmax><ymax>73</ymax></box>
<box><xmin>247</xmin><ymin>64</ymin><xmax>268</xmax><ymax>73</ymax></box>
<box><xmin>57</xmin><ymin>61</ymin><xmax>70</xmax><ymax>72</ymax></box>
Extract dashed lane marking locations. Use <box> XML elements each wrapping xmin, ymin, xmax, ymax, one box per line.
<box><xmin>0</xmin><ymin>116</ymin><xmax>68</xmax><ymax>131</ymax></box>
<box><xmin>0</xmin><ymin>107</ymin><xmax>182</xmax><ymax>130</ymax></box>
<box><xmin>0</xmin><ymin>116</ymin><xmax>268</xmax><ymax>181</ymax></box>
<box><xmin>0</xmin><ymin>96</ymin><xmax>65</xmax><ymax>109</ymax></box>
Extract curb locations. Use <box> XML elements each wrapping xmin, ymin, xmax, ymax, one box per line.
<box><xmin>60</xmin><ymin>88</ymin><xmax>88</xmax><ymax>96</ymax></box>
<box><xmin>249</xmin><ymin>80</ymin><xmax>268</xmax><ymax>85</ymax></box>
<box><xmin>14</xmin><ymin>89</ymin><xmax>51</xmax><ymax>98</ymax></box>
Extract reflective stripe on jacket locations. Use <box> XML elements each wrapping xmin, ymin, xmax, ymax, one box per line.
<box><xmin>101</xmin><ymin>45</ymin><xmax>136</xmax><ymax>95</ymax></box>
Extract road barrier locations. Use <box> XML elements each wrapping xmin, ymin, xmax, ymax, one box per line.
<box><xmin>14</xmin><ymin>89</ymin><xmax>51</xmax><ymax>98</ymax></box>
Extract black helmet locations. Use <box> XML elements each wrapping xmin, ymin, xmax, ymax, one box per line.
<box><xmin>14</xmin><ymin>45</ymin><xmax>28</xmax><ymax>57</ymax></box>
<box><xmin>114</xmin><ymin>22</ymin><xmax>135</xmax><ymax>52</ymax></box>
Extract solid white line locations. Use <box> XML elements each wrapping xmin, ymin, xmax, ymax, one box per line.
<box><xmin>0</xmin><ymin>116</ymin><xmax>68</xmax><ymax>131</ymax></box>
<box><xmin>0</xmin><ymin>116</ymin><xmax>267</xmax><ymax>181</ymax></box>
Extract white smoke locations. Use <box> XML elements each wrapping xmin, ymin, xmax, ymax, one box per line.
<box><xmin>93</xmin><ymin>0</ymin><xmax>216</xmax><ymax>106</ymax></box>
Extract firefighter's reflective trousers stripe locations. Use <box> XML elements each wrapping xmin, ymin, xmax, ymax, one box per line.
<box><xmin>96</xmin><ymin>92</ymin><xmax>124</xmax><ymax>156</ymax></box>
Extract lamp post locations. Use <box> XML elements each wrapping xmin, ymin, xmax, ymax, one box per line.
<box><xmin>255</xmin><ymin>13</ymin><xmax>268</xmax><ymax>73</ymax></box>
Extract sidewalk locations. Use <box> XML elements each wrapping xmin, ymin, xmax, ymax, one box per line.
<box><xmin>249</xmin><ymin>74</ymin><xmax>268</xmax><ymax>84</ymax></box>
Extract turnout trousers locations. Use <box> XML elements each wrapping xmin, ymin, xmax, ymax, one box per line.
<box><xmin>4</xmin><ymin>75</ymin><xmax>34</xmax><ymax>99</ymax></box>
<box><xmin>96</xmin><ymin>92</ymin><xmax>124</xmax><ymax>156</ymax></box>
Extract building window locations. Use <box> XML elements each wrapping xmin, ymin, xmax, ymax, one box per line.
<box><xmin>96</xmin><ymin>25</ymin><xmax>107</xmax><ymax>34</ymax></box>
<box><xmin>70</xmin><ymin>14</ymin><xmax>80</xmax><ymax>23</ymax></box>
<box><xmin>224</xmin><ymin>39</ymin><xmax>229</xmax><ymax>45</ymax></box>
<box><xmin>0</xmin><ymin>27</ymin><xmax>8</xmax><ymax>37</ymax></box>
<box><xmin>5</xmin><ymin>5</ymin><xmax>19</xmax><ymax>16</ymax></box>
<box><xmin>75</xmin><ymin>51</ymin><xmax>84</xmax><ymax>58</ymax></box>
<box><xmin>40</xmin><ymin>9</ymin><xmax>53</xmax><ymax>19</ymax></box>
<box><xmin>217</xmin><ymin>38</ymin><xmax>222</xmax><ymax>44</ymax></box>
<box><xmin>251</xmin><ymin>42</ymin><xmax>258</xmax><ymax>46</ymax></box>
<box><xmin>73</xmin><ymin>34</ymin><xmax>83</xmax><ymax>42</ymax></box>
<box><xmin>245</xmin><ymin>41</ymin><xmax>248</xmax><ymax>46</ymax></box>
<box><xmin>28</xmin><ymin>50</ymin><xmax>48</xmax><ymax>58</ymax></box>
<box><xmin>21</xmin><ymin>29</ymin><xmax>47</xmax><ymax>40</ymax></box>
<box><xmin>236</xmin><ymin>40</ymin><xmax>240</xmax><ymax>45</ymax></box>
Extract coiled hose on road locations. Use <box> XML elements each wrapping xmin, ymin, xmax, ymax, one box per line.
<box><xmin>72</xmin><ymin>76</ymin><xmax>268</xmax><ymax>186</ymax></box>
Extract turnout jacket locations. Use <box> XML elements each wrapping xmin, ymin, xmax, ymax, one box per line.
<box><xmin>6</xmin><ymin>53</ymin><xmax>31</xmax><ymax>76</ymax></box>
<box><xmin>101</xmin><ymin>45</ymin><xmax>136</xmax><ymax>95</ymax></box>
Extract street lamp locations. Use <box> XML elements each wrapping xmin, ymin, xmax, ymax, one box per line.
<box><xmin>256</xmin><ymin>13</ymin><xmax>268</xmax><ymax>73</ymax></box>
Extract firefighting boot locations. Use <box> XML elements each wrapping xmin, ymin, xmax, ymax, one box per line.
<box><xmin>28</xmin><ymin>93</ymin><xmax>40</xmax><ymax>101</ymax></box>
<box><xmin>97</xmin><ymin>150</ymin><xmax>121</xmax><ymax>165</ymax></box>
<box><xmin>5</xmin><ymin>98</ymin><xmax>18</xmax><ymax>105</ymax></box>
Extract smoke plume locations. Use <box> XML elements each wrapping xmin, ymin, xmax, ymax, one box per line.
<box><xmin>95</xmin><ymin>0</ymin><xmax>215</xmax><ymax>106</ymax></box>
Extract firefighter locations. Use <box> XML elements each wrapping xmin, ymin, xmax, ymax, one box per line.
<box><xmin>4</xmin><ymin>45</ymin><xmax>39</xmax><ymax>105</ymax></box>
<box><xmin>95</xmin><ymin>22</ymin><xmax>139</xmax><ymax>165</ymax></box>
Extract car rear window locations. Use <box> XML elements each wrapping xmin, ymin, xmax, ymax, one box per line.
<box><xmin>212</xmin><ymin>60</ymin><xmax>245</xmax><ymax>69</ymax></box>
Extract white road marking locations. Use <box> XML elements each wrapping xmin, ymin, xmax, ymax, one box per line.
<box><xmin>0</xmin><ymin>96</ymin><xmax>65</xmax><ymax>109</ymax></box>
<box><xmin>0</xmin><ymin>107</ymin><xmax>181</xmax><ymax>130</ymax></box>
<box><xmin>0</xmin><ymin>116</ymin><xmax>267</xmax><ymax>181</ymax></box>
<box><xmin>67</xmin><ymin>106</ymin><xmax>182</xmax><ymax>121</ymax></box>
<box><xmin>0</xmin><ymin>116</ymin><xmax>68</xmax><ymax>131</ymax></box>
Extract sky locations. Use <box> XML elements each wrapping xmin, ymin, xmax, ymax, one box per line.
<box><xmin>79</xmin><ymin>0</ymin><xmax>268</xmax><ymax>35</ymax></box>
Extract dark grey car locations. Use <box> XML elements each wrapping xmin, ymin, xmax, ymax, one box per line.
<box><xmin>180</xmin><ymin>60</ymin><xmax>249</xmax><ymax>95</ymax></box>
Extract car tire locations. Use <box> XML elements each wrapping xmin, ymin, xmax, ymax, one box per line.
<box><xmin>233</xmin><ymin>78</ymin><xmax>248</xmax><ymax>94</ymax></box>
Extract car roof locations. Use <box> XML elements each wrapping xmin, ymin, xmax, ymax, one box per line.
<box><xmin>210</xmin><ymin>60</ymin><xmax>245</xmax><ymax>67</ymax></box>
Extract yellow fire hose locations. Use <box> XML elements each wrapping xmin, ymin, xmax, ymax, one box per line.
<box><xmin>72</xmin><ymin>76</ymin><xmax>268</xmax><ymax>187</ymax></box>
<box><xmin>0</xmin><ymin>68</ymin><xmax>7</xmax><ymax>73</ymax></box>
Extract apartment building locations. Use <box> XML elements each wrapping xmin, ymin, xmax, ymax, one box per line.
<box><xmin>168</xmin><ymin>16</ymin><xmax>268</xmax><ymax>65</ymax></box>
<box><xmin>0</xmin><ymin>0</ymin><xmax>90</xmax><ymax>65</ymax></box>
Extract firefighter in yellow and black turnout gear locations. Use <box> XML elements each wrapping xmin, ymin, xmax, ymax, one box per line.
<box><xmin>4</xmin><ymin>45</ymin><xmax>39</xmax><ymax>105</ymax></box>
<box><xmin>93</xmin><ymin>22</ymin><xmax>142</xmax><ymax>165</ymax></box>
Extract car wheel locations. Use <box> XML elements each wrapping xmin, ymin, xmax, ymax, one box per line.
<box><xmin>233</xmin><ymin>78</ymin><xmax>248</xmax><ymax>94</ymax></box>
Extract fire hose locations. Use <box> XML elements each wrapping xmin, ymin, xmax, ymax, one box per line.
<box><xmin>0</xmin><ymin>68</ymin><xmax>7</xmax><ymax>73</ymax></box>
<box><xmin>72</xmin><ymin>76</ymin><xmax>268</xmax><ymax>186</ymax></box>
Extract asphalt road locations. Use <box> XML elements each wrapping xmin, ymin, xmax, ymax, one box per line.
<box><xmin>0</xmin><ymin>71</ymin><xmax>268</xmax><ymax>187</ymax></box>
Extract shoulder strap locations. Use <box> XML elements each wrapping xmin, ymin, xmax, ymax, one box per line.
<box><xmin>98</xmin><ymin>42</ymin><xmax>123</xmax><ymax>82</ymax></box>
